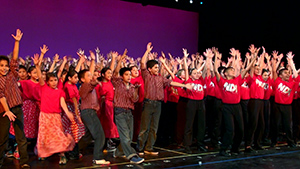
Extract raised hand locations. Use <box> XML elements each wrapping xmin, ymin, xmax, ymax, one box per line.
<box><xmin>272</xmin><ymin>50</ymin><xmax>278</xmax><ymax>59</ymax></box>
<box><xmin>11</xmin><ymin>29</ymin><xmax>23</xmax><ymax>41</ymax></box>
<box><xmin>191</xmin><ymin>54</ymin><xmax>196</xmax><ymax>61</ymax></box>
<box><xmin>248</xmin><ymin>44</ymin><xmax>256</xmax><ymax>54</ymax></box>
<box><xmin>146</xmin><ymin>42</ymin><xmax>153</xmax><ymax>52</ymax></box>
<box><xmin>40</xmin><ymin>44</ymin><xmax>49</xmax><ymax>54</ymax></box>
<box><xmin>53</xmin><ymin>54</ymin><xmax>60</xmax><ymax>63</ymax></box>
<box><xmin>203</xmin><ymin>48</ymin><xmax>214</xmax><ymax>58</ymax></box>
<box><xmin>89</xmin><ymin>50</ymin><xmax>96</xmax><ymax>60</ymax></box>
<box><xmin>77</xmin><ymin>48</ymin><xmax>84</xmax><ymax>55</ymax></box>
<box><xmin>175</xmin><ymin>57</ymin><xmax>182</xmax><ymax>64</ymax></box>
<box><xmin>31</xmin><ymin>53</ymin><xmax>40</xmax><ymax>66</ymax></box>
<box><xmin>262</xmin><ymin>46</ymin><xmax>266</xmax><ymax>53</ymax></box>
<box><xmin>278</xmin><ymin>53</ymin><xmax>284</xmax><ymax>60</ymax></box>
<box><xmin>229</xmin><ymin>48</ymin><xmax>236</xmax><ymax>57</ymax></box>
<box><xmin>265</xmin><ymin>53</ymin><xmax>271</xmax><ymax>61</ymax></box>
<box><xmin>183</xmin><ymin>48</ymin><xmax>189</xmax><ymax>58</ymax></box>
<box><xmin>212</xmin><ymin>47</ymin><xmax>218</xmax><ymax>53</ymax></box>
<box><xmin>286</xmin><ymin>51</ymin><xmax>294</xmax><ymax>59</ymax></box>
<box><xmin>159</xmin><ymin>56</ymin><xmax>166</xmax><ymax>64</ymax></box>
<box><xmin>111</xmin><ymin>51</ymin><xmax>118</xmax><ymax>60</ymax></box>
<box><xmin>63</xmin><ymin>56</ymin><xmax>68</xmax><ymax>62</ymax></box>
<box><xmin>228</xmin><ymin>57</ymin><xmax>233</xmax><ymax>63</ymax></box>
<box><xmin>161</xmin><ymin>51</ymin><xmax>166</xmax><ymax>58</ymax></box>
<box><xmin>122</xmin><ymin>48</ymin><xmax>128</xmax><ymax>57</ymax></box>
<box><xmin>168</xmin><ymin>53</ymin><xmax>174</xmax><ymax>60</ymax></box>
<box><xmin>245</xmin><ymin>52</ymin><xmax>251</xmax><ymax>60</ymax></box>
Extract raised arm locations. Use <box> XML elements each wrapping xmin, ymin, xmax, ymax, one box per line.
<box><xmin>49</xmin><ymin>54</ymin><xmax>60</xmax><ymax>73</ymax></box>
<box><xmin>57</xmin><ymin>56</ymin><xmax>67</xmax><ymax>79</ymax></box>
<box><xmin>75</xmin><ymin>53</ymin><xmax>86</xmax><ymax>72</ymax></box>
<box><xmin>159</xmin><ymin>51</ymin><xmax>175</xmax><ymax>79</ymax></box>
<box><xmin>32</xmin><ymin>53</ymin><xmax>45</xmax><ymax>86</ymax></box>
<box><xmin>241</xmin><ymin>51</ymin><xmax>258</xmax><ymax>79</ymax></box>
<box><xmin>141</xmin><ymin>42</ymin><xmax>153</xmax><ymax>69</ymax></box>
<box><xmin>60</xmin><ymin>97</ymin><xmax>74</xmax><ymax>122</ymax></box>
<box><xmin>11</xmin><ymin>29</ymin><xmax>23</xmax><ymax>61</ymax></box>
<box><xmin>214</xmin><ymin>51</ymin><xmax>222</xmax><ymax>82</ymax></box>
<box><xmin>89</xmin><ymin>50</ymin><xmax>96</xmax><ymax>75</ymax></box>
<box><xmin>39</xmin><ymin>44</ymin><xmax>49</xmax><ymax>65</ymax></box>
<box><xmin>286</xmin><ymin>52</ymin><xmax>298</xmax><ymax>79</ymax></box>
<box><xmin>113</xmin><ymin>49</ymin><xmax>127</xmax><ymax>77</ymax></box>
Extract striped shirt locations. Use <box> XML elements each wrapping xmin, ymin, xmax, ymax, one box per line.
<box><xmin>79</xmin><ymin>81</ymin><xmax>99</xmax><ymax>111</ymax></box>
<box><xmin>112</xmin><ymin>77</ymin><xmax>138</xmax><ymax>110</ymax></box>
<box><xmin>0</xmin><ymin>59</ymin><xmax>22</xmax><ymax>113</ymax></box>
<box><xmin>141</xmin><ymin>68</ymin><xmax>171</xmax><ymax>101</ymax></box>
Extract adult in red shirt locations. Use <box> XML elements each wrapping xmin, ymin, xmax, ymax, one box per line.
<box><xmin>271</xmin><ymin>52</ymin><xmax>299</xmax><ymax>148</ymax></box>
<box><xmin>214</xmin><ymin>49</ymin><xmax>257</xmax><ymax>156</ymax></box>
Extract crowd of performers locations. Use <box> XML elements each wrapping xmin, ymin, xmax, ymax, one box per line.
<box><xmin>1</xmin><ymin>29</ymin><xmax>300</xmax><ymax>168</ymax></box>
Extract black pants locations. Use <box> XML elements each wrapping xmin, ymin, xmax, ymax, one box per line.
<box><xmin>176</xmin><ymin>97</ymin><xmax>188</xmax><ymax>144</ymax></box>
<box><xmin>262</xmin><ymin>100</ymin><xmax>271</xmax><ymax>140</ymax></box>
<box><xmin>292</xmin><ymin>99</ymin><xmax>300</xmax><ymax>142</ymax></box>
<box><xmin>0</xmin><ymin>106</ymin><xmax>29</xmax><ymax>166</ymax></box>
<box><xmin>211</xmin><ymin>98</ymin><xmax>223</xmax><ymax>146</ymax></box>
<box><xmin>183</xmin><ymin>99</ymin><xmax>205</xmax><ymax>147</ymax></box>
<box><xmin>271</xmin><ymin>103</ymin><xmax>294</xmax><ymax>145</ymax></box>
<box><xmin>205</xmin><ymin>96</ymin><xmax>215</xmax><ymax>140</ymax></box>
<box><xmin>220</xmin><ymin>103</ymin><xmax>244</xmax><ymax>151</ymax></box>
<box><xmin>245</xmin><ymin>99</ymin><xmax>264</xmax><ymax>147</ymax></box>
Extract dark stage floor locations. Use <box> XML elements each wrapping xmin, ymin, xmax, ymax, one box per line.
<box><xmin>2</xmin><ymin>142</ymin><xmax>300</xmax><ymax>169</ymax></box>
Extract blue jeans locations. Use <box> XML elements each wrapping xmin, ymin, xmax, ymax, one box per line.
<box><xmin>114</xmin><ymin>107</ymin><xmax>137</xmax><ymax>159</ymax></box>
<box><xmin>0</xmin><ymin>106</ymin><xmax>28</xmax><ymax>166</ymax></box>
<box><xmin>78</xmin><ymin>109</ymin><xmax>105</xmax><ymax>160</ymax></box>
<box><xmin>137</xmin><ymin>99</ymin><xmax>161</xmax><ymax>151</ymax></box>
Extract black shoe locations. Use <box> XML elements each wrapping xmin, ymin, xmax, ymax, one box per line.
<box><xmin>253</xmin><ymin>145</ymin><xmax>265</xmax><ymax>150</ymax></box>
<box><xmin>219</xmin><ymin>150</ymin><xmax>231</xmax><ymax>157</ymax></box>
<box><xmin>184</xmin><ymin>146</ymin><xmax>192</xmax><ymax>154</ymax></box>
<box><xmin>261</xmin><ymin>139</ymin><xmax>271</xmax><ymax>146</ymax></box>
<box><xmin>198</xmin><ymin>145</ymin><xmax>208</xmax><ymax>152</ymax></box>
<box><xmin>288</xmin><ymin>143</ymin><xmax>296</xmax><ymax>148</ymax></box>
<box><xmin>244</xmin><ymin>147</ymin><xmax>257</xmax><ymax>153</ymax></box>
<box><xmin>230</xmin><ymin>149</ymin><xmax>242</xmax><ymax>156</ymax></box>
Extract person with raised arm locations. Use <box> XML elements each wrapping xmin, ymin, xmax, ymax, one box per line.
<box><xmin>0</xmin><ymin>29</ymin><xmax>30</xmax><ymax>169</ymax></box>
<box><xmin>136</xmin><ymin>42</ymin><xmax>192</xmax><ymax>155</ymax></box>
<box><xmin>77</xmin><ymin>51</ymin><xmax>110</xmax><ymax>166</ymax></box>
<box><xmin>33</xmin><ymin>53</ymin><xmax>75</xmax><ymax>165</ymax></box>
<box><xmin>214</xmin><ymin>48</ymin><xmax>257</xmax><ymax>156</ymax></box>
<box><xmin>270</xmin><ymin>52</ymin><xmax>299</xmax><ymax>148</ymax></box>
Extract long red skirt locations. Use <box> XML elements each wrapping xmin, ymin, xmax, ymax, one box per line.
<box><xmin>61</xmin><ymin>103</ymin><xmax>85</xmax><ymax>143</ymax></box>
<box><xmin>36</xmin><ymin>112</ymin><xmax>75</xmax><ymax>158</ymax></box>
<box><xmin>10</xmin><ymin>100</ymin><xmax>40</xmax><ymax>138</ymax></box>
<box><xmin>99</xmin><ymin>100</ymin><xmax>119</xmax><ymax>138</ymax></box>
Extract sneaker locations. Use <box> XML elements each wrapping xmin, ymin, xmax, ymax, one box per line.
<box><xmin>21</xmin><ymin>164</ymin><xmax>30</xmax><ymax>169</ymax></box>
<box><xmin>59</xmin><ymin>156</ymin><xmax>67</xmax><ymax>165</ymax></box>
<box><xmin>144</xmin><ymin>150</ymin><xmax>159</xmax><ymax>155</ymax></box>
<box><xmin>93</xmin><ymin>159</ymin><xmax>110</xmax><ymax>165</ymax></box>
<box><xmin>14</xmin><ymin>150</ymin><xmax>20</xmax><ymax>159</ymax></box>
<box><xmin>130</xmin><ymin>156</ymin><xmax>144</xmax><ymax>164</ymax></box>
<box><xmin>107</xmin><ymin>139</ymin><xmax>116</xmax><ymax>152</ymax></box>
<box><xmin>5</xmin><ymin>151</ymin><xmax>14</xmax><ymax>158</ymax></box>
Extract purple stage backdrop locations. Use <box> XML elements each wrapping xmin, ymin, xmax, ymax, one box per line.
<box><xmin>0</xmin><ymin>0</ymin><xmax>198</xmax><ymax>59</ymax></box>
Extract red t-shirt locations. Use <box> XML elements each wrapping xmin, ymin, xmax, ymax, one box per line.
<box><xmin>19</xmin><ymin>80</ymin><xmax>41</xmax><ymax>101</ymax></box>
<box><xmin>212</xmin><ymin>76</ymin><xmax>222</xmax><ymax>99</ymax></box>
<box><xmin>57</xmin><ymin>79</ymin><xmax>64</xmax><ymax>90</ymax></box>
<box><xmin>219</xmin><ymin>75</ymin><xmax>242</xmax><ymax>104</ymax></box>
<box><xmin>185</xmin><ymin>77</ymin><xmax>205</xmax><ymax>100</ymax></box>
<box><xmin>274</xmin><ymin>76</ymin><xmax>299</xmax><ymax>104</ymax></box>
<box><xmin>248</xmin><ymin>74</ymin><xmax>265</xmax><ymax>99</ymax></box>
<box><xmin>240</xmin><ymin>78</ymin><xmax>250</xmax><ymax>100</ymax></box>
<box><xmin>205</xmin><ymin>76</ymin><xmax>216</xmax><ymax>97</ymax></box>
<box><xmin>98</xmin><ymin>81</ymin><xmax>114</xmax><ymax>102</ymax></box>
<box><xmin>173</xmin><ymin>76</ymin><xmax>187</xmax><ymax>98</ymax></box>
<box><xmin>40</xmin><ymin>83</ymin><xmax>66</xmax><ymax>113</ymax></box>
<box><xmin>130</xmin><ymin>75</ymin><xmax>145</xmax><ymax>103</ymax></box>
<box><xmin>63</xmin><ymin>82</ymin><xmax>80</xmax><ymax>104</ymax></box>
<box><xmin>264</xmin><ymin>78</ymin><xmax>273</xmax><ymax>100</ymax></box>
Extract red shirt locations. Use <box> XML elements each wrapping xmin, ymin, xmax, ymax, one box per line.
<box><xmin>212</xmin><ymin>76</ymin><xmax>222</xmax><ymax>99</ymax></box>
<box><xmin>98</xmin><ymin>81</ymin><xmax>114</xmax><ymax>102</ymax></box>
<box><xmin>63</xmin><ymin>82</ymin><xmax>80</xmax><ymax>104</ymax></box>
<box><xmin>274</xmin><ymin>76</ymin><xmax>299</xmax><ymax>104</ymax></box>
<box><xmin>240</xmin><ymin>78</ymin><xmax>250</xmax><ymax>100</ymax></box>
<box><xmin>57</xmin><ymin>79</ymin><xmax>64</xmax><ymax>90</ymax></box>
<box><xmin>19</xmin><ymin>80</ymin><xmax>41</xmax><ymax>101</ymax></box>
<box><xmin>185</xmin><ymin>77</ymin><xmax>205</xmax><ymax>100</ymax></box>
<box><xmin>219</xmin><ymin>75</ymin><xmax>242</xmax><ymax>104</ymax></box>
<box><xmin>130</xmin><ymin>75</ymin><xmax>144</xmax><ymax>103</ymax></box>
<box><xmin>173</xmin><ymin>76</ymin><xmax>187</xmax><ymax>98</ymax></box>
<box><xmin>204</xmin><ymin>76</ymin><xmax>216</xmax><ymax>97</ymax></box>
<box><xmin>40</xmin><ymin>83</ymin><xmax>65</xmax><ymax>113</ymax></box>
<box><xmin>248</xmin><ymin>74</ymin><xmax>265</xmax><ymax>99</ymax></box>
<box><xmin>264</xmin><ymin>78</ymin><xmax>273</xmax><ymax>100</ymax></box>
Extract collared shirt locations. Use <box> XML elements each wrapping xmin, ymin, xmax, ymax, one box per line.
<box><xmin>79</xmin><ymin>81</ymin><xmax>99</xmax><ymax>111</ymax></box>
<box><xmin>112</xmin><ymin>77</ymin><xmax>138</xmax><ymax>110</ymax></box>
<box><xmin>0</xmin><ymin>59</ymin><xmax>22</xmax><ymax>113</ymax></box>
<box><xmin>141</xmin><ymin>68</ymin><xmax>171</xmax><ymax>101</ymax></box>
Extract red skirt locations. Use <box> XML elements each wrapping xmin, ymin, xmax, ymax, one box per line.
<box><xmin>10</xmin><ymin>100</ymin><xmax>40</xmax><ymax>138</ymax></box>
<box><xmin>61</xmin><ymin>103</ymin><xmax>85</xmax><ymax>143</ymax></box>
<box><xmin>99</xmin><ymin>100</ymin><xmax>119</xmax><ymax>138</ymax></box>
<box><xmin>36</xmin><ymin>112</ymin><xmax>75</xmax><ymax>158</ymax></box>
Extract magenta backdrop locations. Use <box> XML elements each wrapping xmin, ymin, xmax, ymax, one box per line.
<box><xmin>0</xmin><ymin>0</ymin><xmax>198</xmax><ymax>59</ymax></box>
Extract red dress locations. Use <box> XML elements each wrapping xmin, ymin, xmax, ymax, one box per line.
<box><xmin>97</xmin><ymin>81</ymin><xmax>119</xmax><ymax>138</ymax></box>
<box><xmin>10</xmin><ymin>80</ymin><xmax>40</xmax><ymax>138</ymax></box>
<box><xmin>62</xmin><ymin>82</ymin><xmax>85</xmax><ymax>143</ymax></box>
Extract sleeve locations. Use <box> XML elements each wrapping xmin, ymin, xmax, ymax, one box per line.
<box><xmin>68</xmin><ymin>86</ymin><xmax>77</xmax><ymax>99</ymax></box>
<box><xmin>79</xmin><ymin>83</ymin><xmax>96</xmax><ymax>99</ymax></box>
<box><xmin>129</xmin><ymin>86</ymin><xmax>139</xmax><ymax>103</ymax></box>
<box><xmin>141</xmin><ymin>68</ymin><xmax>149</xmax><ymax>81</ymax></box>
<box><xmin>9</xmin><ymin>59</ymin><xmax>19</xmax><ymax>78</ymax></box>
<box><xmin>60</xmin><ymin>90</ymin><xmax>66</xmax><ymax>99</ymax></box>
<box><xmin>163</xmin><ymin>77</ymin><xmax>172</xmax><ymax>88</ymax></box>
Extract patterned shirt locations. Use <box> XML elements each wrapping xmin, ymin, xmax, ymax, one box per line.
<box><xmin>0</xmin><ymin>59</ymin><xmax>22</xmax><ymax>113</ymax></box>
<box><xmin>79</xmin><ymin>81</ymin><xmax>99</xmax><ymax>111</ymax></box>
<box><xmin>112</xmin><ymin>77</ymin><xmax>138</xmax><ymax>110</ymax></box>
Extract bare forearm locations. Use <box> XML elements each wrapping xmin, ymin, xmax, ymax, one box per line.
<box><xmin>0</xmin><ymin>97</ymin><xmax>10</xmax><ymax>112</ymax></box>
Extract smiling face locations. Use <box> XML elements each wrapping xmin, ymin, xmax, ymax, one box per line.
<box><xmin>69</xmin><ymin>73</ymin><xmax>79</xmax><ymax>84</ymax></box>
<box><xmin>18</xmin><ymin>68</ymin><xmax>27</xmax><ymax>80</ymax></box>
<box><xmin>29</xmin><ymin>68</ymin><xmax>38</xmax><ymax>81</ymax></box>
<box><xmin>148</xmin><ymin>64</ymin><xmax>159</xmax><ymax>75</ymax></box>
<box><xmin>131</xmin><ymin>67</ymin><xmax>139</xmax><ymax>78</ymax></box>
<box><xmin>47</xmin><ymin>76</ymin><xmax>58</xmax><ymax>89</ymax></box>
<box><xmin>103</xmin><ymin>69</ymin><xmax>112</xmax><ymax>81</ymax></box>
<box><xmin>122</xmin><ymin>70</ymin><xmax>131</xmax><ymax>83</ymax></box>
<box><xmin>0</xmin><ymin>60</ymin><xmax>9</xmax><ymax>76</ymax></box>
<box><xmin>279</xmin><ymin>69</ymin><xmax>290</xmax><ymax>81</ymax></box>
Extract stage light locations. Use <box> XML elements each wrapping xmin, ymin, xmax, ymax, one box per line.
<box><xmin>175</xmin><ymin>0</ymin><xmax>178</xmax><ymax>2</ymax></box>
<box><xmin>200</xmin><ymin>1</ymin><xmax>203</xmax><ymax>4</ymax></box>
<box><xmin>190</xmin><ymin>0</ymin><xmax>193</xmax><ymax>4</ymax></box>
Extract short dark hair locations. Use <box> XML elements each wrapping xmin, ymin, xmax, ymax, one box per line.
<box><xmin>224</xmin><ymin>67</ymin><xmax>234</xmax><ymax>74</ymax></box>
<box><xmin>19</xmin><ymin>65</ymin><xmax>27</xmax><ymax>71</ymax></box>
<box><xmin>78</xmin><ymin>69</ymin><xmax>89</xmax><ymax>83</ymax></box>
<box><xmin>262</xmin><ymin>69</ymin><xmax>269</xmax><ymax>75</ymax></box>
<box><xmin>176</xmin><ymin>69</ymin><xmax>185</xmax><ymax>77</ymax></box>
<box><xmin>146</xmin><ymin>60</ymin><xmax>158</xmax><ymax>69</ymax></box>
<box><xmin>120</xmin><ymin>67</ymin><xmax>131</xmax><ymax>76</ymax></box>
<box><xmin>129</xmin><ymin>65</ymin><xmax>138</xmax><ymax>71</ymax></box>
<box><xmin>27</xmin><ymin>66</ymin><xmax>36</xmax><ymax>74</ymax></box>
<box><xmin>218</xmin><ymin>66</ymin><xmax>226</xmax><ymax>74</ymax></box>
<box><xmin>46</xmin><ymin>72</ymin><xmax>57</xmax><ymax>82</ymax></box>
<box><xmin>188</xmin><ymin>68</ymin><xmax>196</xmax><ymax>75</ymax></box>
<box><xmin>0</xmin><ymin>55</ymin><xmax>9</xmax><ymax>65</ymax></box>
<box><xmin>278</xmin><ymin>67</ymin><xmax>288</xmax><ymax>76</ymax></box>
